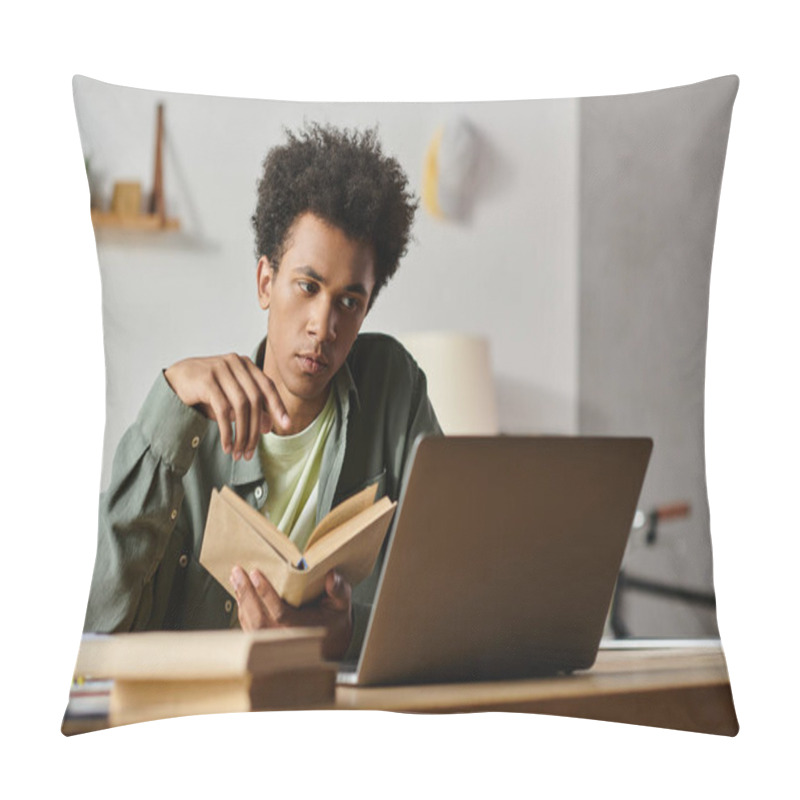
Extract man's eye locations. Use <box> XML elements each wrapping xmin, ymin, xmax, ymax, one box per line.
<box><xmin>298</xmin><ymin>281</ymin><xmax>318</xmax><ymax>294</ymax></box>
<box><xmin>340</xmin><ymin>296</ymin><xmax>361</xmax><ymax>312</ymax></box>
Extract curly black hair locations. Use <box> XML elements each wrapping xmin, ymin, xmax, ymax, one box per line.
<box><xmin>251</xmin><ymin>123</ymin><xmax>418</xmax><ymax>307</ymax></box>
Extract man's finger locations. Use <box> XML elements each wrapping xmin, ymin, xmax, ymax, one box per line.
<box><xmin>249</xmin><ymin>568</ymin><xmax>290</xmax><ymax>622</ymax></box>
<box><xmin>227</xmin><ymin>356</ymin><xmax>266</xmax><ymax>459</ymax></box>
<box><xmin>322</xmin><ymin>570</ymin><xmax>351</xmax><ymax>612</ymax></box>
<box><xmin>218</xmin><ymin>361</ymin><xmax>251</xmax><ymax>460</ymax></box>
<box><xmin>207</xmin><ymin>382</ymin><xmax>234</xmax><ymax>455</ymax></box>
<box><xmin>250</xmin><ymin>366</ymin><xmax>290</xmax><ymax>432</ymax></box>
<box><xmin>230</xmin><ymin>565</ymin><xmax>269</xmax><ymax>630</ymax></box>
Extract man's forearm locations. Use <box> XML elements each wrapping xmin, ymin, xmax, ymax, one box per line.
<box><xmin>84</xmin><ymin>372</ymin><xmax>209</xmax><ymax>632</ymax></box>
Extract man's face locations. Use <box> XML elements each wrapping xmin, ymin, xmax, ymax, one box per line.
<box><xmin>257</xmin><ymin>212</ymin><xmax>375</xmax><ymax>431</ymax></box>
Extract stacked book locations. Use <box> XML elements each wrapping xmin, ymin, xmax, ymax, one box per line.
<box><xmin>65</xmin><ymin>627</ymin><xmax>335</xmax><ymax>731</ymax></box>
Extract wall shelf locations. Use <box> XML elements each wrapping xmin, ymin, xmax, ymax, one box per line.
<box><xmin>91</xmin><ymin>103</ymin><xmax>180</xmax><ymax>234</ymax></box>
<box><xmin>91</xmin><ymin>211</ymin><xmax>180</xmax><ymax>232</ymax></box>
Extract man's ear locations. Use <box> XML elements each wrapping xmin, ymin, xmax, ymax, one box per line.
<box><xmin>257</xmin><ymin>256</ymin><xmax>273</xmax><ymax>310</ymax></box>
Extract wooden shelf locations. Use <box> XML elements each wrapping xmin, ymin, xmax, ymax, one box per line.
<box><xmin>91</xmin><ymin>210</ymin><xmax>180</xmax><ymax>232</ymax></box>
<box><xmin>90</xmin><ymin>104</ymin><xmax>180</xmax><ymax>234</ymax></box>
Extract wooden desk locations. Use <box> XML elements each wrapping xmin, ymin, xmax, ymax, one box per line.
<box><xmin>336</xmin><ymin>646</ymin><xmax>738</xmax><ymax>736</ymax></box>
<box><xmin>64</xmin><ymin>645</ymin><xmax>737</xmax><ymax>737</ymax></box>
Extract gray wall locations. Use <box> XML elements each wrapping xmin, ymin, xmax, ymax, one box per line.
<box><xmin>579</xmin><ymin>78</ymin><xmax>738</xmax><ymax>637</ymax></box>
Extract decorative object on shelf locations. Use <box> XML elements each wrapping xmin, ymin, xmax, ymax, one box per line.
<box><xmin>149</xmin><ymin>103</ymin><xmax>166</xmax><ymax>223</ymax></box>
<box><xmin>91</xmin><ymin>102</ymin><xmax>179</xmax><ymax>231</ymax></box>
<box><xmin>399</xmin><ymin>331</ymin><xmax>499</xmax><ymax>435</ymax></box>
<box><xmin>110</xmin><ymin>181</ymin><xmax>142</xmax><ymax>217</ymax></box>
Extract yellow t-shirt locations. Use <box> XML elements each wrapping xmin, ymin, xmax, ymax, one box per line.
<box><xmin>258</xmin><ymin>390</ymin><xmax>336</xmax><ymax>552</ymax></box>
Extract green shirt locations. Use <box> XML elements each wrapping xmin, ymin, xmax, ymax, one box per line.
<box><xmin>84</xmin><ymin>333</ymin><xmax>441</xmax><ymax>660</ymax></box>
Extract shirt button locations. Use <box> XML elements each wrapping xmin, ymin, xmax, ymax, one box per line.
<box><xmin>254</xmin><ymin>486</ymin><xmax>263</xmax><ymax>500</ymax></box>
<box><xmin>191</xmin><ymin>435</ymin><xmax>200</xmax><ymax>448</ymax></box>
<box><xmin>170</xmin><ymin>509</ymin><xmax>178</xmax><ymax>521</ymax></box>
<box><xmin>178</xmin><ymin>554</ymin><xmax>189</xmax><ymax>568</ymax></box>
<box><xmin>224</xmin><ymin>599</ymin><xmax>233</xmax><ymax>613</ymax></box>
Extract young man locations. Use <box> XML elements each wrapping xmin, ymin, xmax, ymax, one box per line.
<box><xmin>84</xmin><ymin>124</ymin><xmax>441</xmax><ymax>659</ymax></box>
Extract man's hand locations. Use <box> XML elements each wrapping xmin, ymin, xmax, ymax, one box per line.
<box><xmin>230</xmin><ymin>566</ymin><xmax>353</xmax><ymax>660</ymax></box>
<box><xmin>164</xmin><ymin>354</ymin><xmax>289</xmax><ymax>460</ymax></box>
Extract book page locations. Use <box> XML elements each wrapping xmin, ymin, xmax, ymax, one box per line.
<box><xmin>219</xmin><ymin>486</ymin><xmax>302</xmax><ymax>565</ymax></box>
<box><xmin>305</xmin><ymin>497</ymin><xmax>396</xmax><ymax>570</ymax></box>
<box><xmin>200</xmin><ymin>488</ymin><xmax>296</xmax><ymax>595</ymax></box>
<box><xmin>290</xmin><ymin>501</ymin><xmax>396</xmax><ymax>605</ymax></box>
<box><xmin>304</xmin><ymin>482</ymin><xmax>379</xmax><ymax>551</ymax></box>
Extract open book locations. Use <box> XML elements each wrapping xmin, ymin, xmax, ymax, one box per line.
<box><xmin>199</xmin><ymin>482</ymin><xmax>396</xmax><ymax>607</ymax></box>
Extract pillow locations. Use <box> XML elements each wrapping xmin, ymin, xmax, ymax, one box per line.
<box><xmin>69</xmin><ymin>74</ymin><xmax>739</xmax><ymax>735</ymax></box>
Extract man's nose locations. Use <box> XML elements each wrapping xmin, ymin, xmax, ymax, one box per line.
<box><xmin>308</xmin><ymin>297</ymin><xmax>337</xmax><ymax>342</ymax></box>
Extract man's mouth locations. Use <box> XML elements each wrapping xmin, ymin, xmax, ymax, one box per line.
<box><xmin>297</xmin><ymin>353</ymin><xmax>329</xmax><ymax>375</ymax></box>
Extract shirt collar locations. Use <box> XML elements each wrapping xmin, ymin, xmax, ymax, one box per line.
<box><xmin>335</xmin><ymin>356</ymin><xmax>360</xmax><ymax>413</ymax></box>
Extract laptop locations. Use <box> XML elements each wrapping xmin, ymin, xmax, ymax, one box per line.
<box><xmin>338</xmin><ymin>435</ymin><xmax>652</xmax><ymax>686</ymax></box>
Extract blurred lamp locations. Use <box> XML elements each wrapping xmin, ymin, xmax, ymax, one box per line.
<box><xmin>399</xmin><ymin>332</ymin><xmax>499</xmax><ymax>435</ymax></box>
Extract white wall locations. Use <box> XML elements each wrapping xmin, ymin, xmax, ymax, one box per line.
<box><xmin>73</xmin><ymin>77</ymin><xmax>579</xmax><ymax>488</ymax></box>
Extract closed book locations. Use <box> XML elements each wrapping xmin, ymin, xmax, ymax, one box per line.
<box><xmin>109</xmin><ymin>668</ymin><xmax>336</xmax><ymax>726</ymax></box>
<box><xmin>74</xmin><ymin>628</ymin><xmax>328</xmax><ymax>680</ymax></box>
